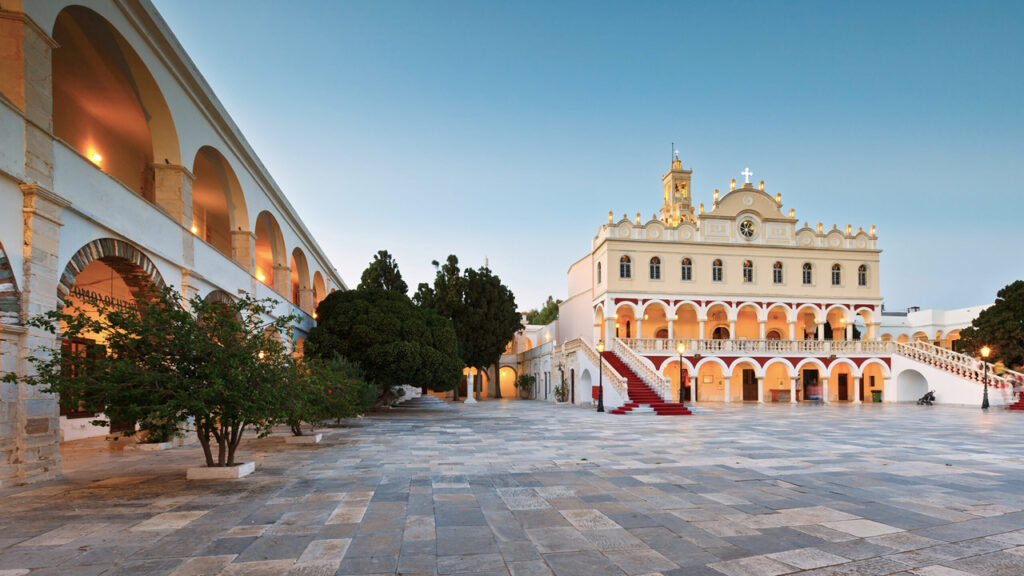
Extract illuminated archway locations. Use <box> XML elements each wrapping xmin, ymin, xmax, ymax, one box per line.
<box><xmin>290</xmin><ymin>248</ymin><xmax>311</xmax><ymax>313</ymax></box>
<box><xmin>254</xmin><ymin>211</ymin><xmax>286</xmax><ymax>290</ymax></box>
<box><xmin>52</xmin><ymin>6</ymin><xmax>179</xmax><ymax>204</ymax></box>
<box><xmin>312</xmin><ymin>271</ymin><xmax>327</xmax><ymax>310</ymax></box>
<box><xmin>0</xmin><ymin>241</ymin><xmax>19</xmax><ymax>325</ymax></box>
<box><xmin>191</xmin><ymin>146</ymin><xmax>249</xmax><ymax>266</ymax></box>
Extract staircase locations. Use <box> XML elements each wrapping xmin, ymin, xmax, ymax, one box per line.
<box><xmin>601</xmin><ymin>351</ymin><xmax>691</xmax><ymax>416</ymax></box>
<box><xmin>894</xmin><ymin>341</ymin><xmax>1023</xmax><ymax>409</ymax></box>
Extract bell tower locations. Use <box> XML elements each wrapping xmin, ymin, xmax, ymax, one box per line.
<box><xmin>660</xmin><ymin>153</ymin><xmax>693</xmax><ymax>225</ymax></box>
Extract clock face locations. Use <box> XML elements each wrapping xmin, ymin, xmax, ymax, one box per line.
<box><xmin>739</xmin><ymin>220</ymin><xmax>756</xmax><ymax>239</ymax></box>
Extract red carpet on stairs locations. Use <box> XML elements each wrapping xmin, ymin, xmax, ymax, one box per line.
<box><xmin>1008</xmin><ymin>394</ymin><xmax>1024</xmax><ymax>411</ymax></box>
<box><xmin>601</xmin><ymin>351</ymin><xmax>691</xmax><ymax>416</ymax></box>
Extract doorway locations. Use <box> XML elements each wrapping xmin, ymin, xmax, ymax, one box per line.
<box><xmin>837</xmin><ymin>373</ymin><xmax>849</xmax><ymax>401</ymax></box>
<box><xmin>742</xmin><ymin>369</ymin><xmax>757</xmax><ymax>401</ymax></box>
<box><xmin>802</xmin><ymin>369</ymin><xmax>820</xmax><ymax>401</ymax></box>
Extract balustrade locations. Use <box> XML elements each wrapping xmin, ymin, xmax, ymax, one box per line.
<box><xmin>619</xmin><ymin>337</ymin><xmax>896</xmax><ymax>357</ymax></box>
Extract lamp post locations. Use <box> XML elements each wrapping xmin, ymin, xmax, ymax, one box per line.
<box><xmin>981</xmin><ymin>346</ymin><xmax>991</xmax><ymax>410</ymax></box>
<box><xmin>676</xmin><ymin>342</ymin><xmax>686</xmax><ymax>403</ymax></box>
<box><xmin>596</xmin><ymin>340</ymin><xmax>605</xmax><ymax>412</ymax></box>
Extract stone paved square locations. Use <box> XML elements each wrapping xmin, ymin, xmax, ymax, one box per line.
<box><xmin>3</xmin><ymin>401</ymin><xmax>1024</xmax><ymax>575</ymax></box>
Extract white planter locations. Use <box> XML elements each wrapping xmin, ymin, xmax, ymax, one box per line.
<box><xmin>285</xmin><ymin>433</ymin><xmax>322</xmax><ymax>444</ymax></box>
<box><xmin>186</xmin><ymin>461</ymin><xmax>255</xmax><ymax>480</ymax></box>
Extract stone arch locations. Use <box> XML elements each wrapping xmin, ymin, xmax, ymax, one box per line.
<box><xmin>191</xmin><ymin>146</ymin><xmax>249</xmax><ymax>266</ymax></box>
<box><xmin>254</xmin><ymin>211</ymin><xmax>286</xmax><ymax>289</ymax></box>
<box><xmin>763</xmin><ymin>358</ymin><xmax>796</xmax><ymax>378</ymax></box>
<box><xmin>896</xmin><ymin>368</ymin><xmax>928</xmax><ymax>402</ymax></box>
<box><xmin>499</xmin><ymin>366</ymin><xmax>518</xmax><ymax>399</ymax></box>
<box><xmin>641</xmin><ymin>300</ymin><xmax>669</xmax><ymax>338</ymax></box>
<box><xmin>912</xmin><ymin>331</ymin><xmax>929</xmax><ymax>343</ymax></box>
<box><xmin>671</xmin><ymin>301</ymin><xmax>700</xmax><ymax>339</ymax></box>
<box><xmin>860</xmin><ymin>358</ymin><xmax>892</xmax><ymax>379</ymax></box>
<box><xmin>735</xmin><ymin>302</ymin><xmax>760</xmax><ymax>339</ymax></box>
<box><xmin>661</xmin><ymin>358</ymin><xmax>694</xmax><ymax>402</ymax></box>
<box><xmin>795</xmin><ymin>304</ymin><xmax>822</xmax><ymax>339</ymax></box>
<box><xmin>290</xmin><ymin>248</ymin><xmax>311</xmax><ymax>313</ymax></box>
<box><xmin>57</xmin><ymin>238</ymin><xmax>165</xmax><ymax>308</ymax></box>
<box><xmin>730</xmin><ymin>358</ymin><xmax>762</xmax><ymax>402</ymax></box>
<box><xmin>52</xmin><ymin>5</ymin><xmax>180</xmax><ymax>205</ymax></box>
<box><xmin>0</xmin><ymin>241</ymin><xmax>20</xmax><ymax>325</ymax></box>
<box><xmin>312</xmin><ymin>271</ymin><xmax>327</xmax><ymax>311</ymax></box>
<box><xmin>204</xmin><ymin>289</ymin><xmax>235</xmax><ymax>305</ymax></box>
<box><xmin>580</xmin><ymin>369</ymin><xmax>593</xmax><ymax>401</ymax></box>
<box><xmin>614</xmin><ymin>302</ymin><xmax>637</xmax><ymax>339</ymax></box>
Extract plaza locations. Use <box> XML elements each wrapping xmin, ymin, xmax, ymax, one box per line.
<box><xmin>2</xmin><ymin>400</ymin><xmax>1024</xmax><ymax>575</ymax></box>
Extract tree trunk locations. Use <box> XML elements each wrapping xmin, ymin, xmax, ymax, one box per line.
<box><xmin>197</xmin><ymin>426</ymin><xmax>215</xmax><ymax>467</ymax></box>
<box><xmin>215</xmin><ymin>426</ymin><xmax>227</xmax><ymax>467</ymax></box>
<box><xmin>290</xmin><ymin>421</ymin><xmax>303</xmax><ymax>436</ymax></box>
<box><xmin>227</xmin><ymin>423</ymin><xmax>243</xmax><ymax>466</ymax></box>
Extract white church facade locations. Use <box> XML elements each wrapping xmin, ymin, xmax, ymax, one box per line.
<box><xmin>0</xmin><ymin>1</ymin><xmax>345</xmax><ymax>487</ymax></box>
<box><xmin>496</xmin><ymin>158</ymin><xmax>1012</xmax><ymax>414</ymax></box>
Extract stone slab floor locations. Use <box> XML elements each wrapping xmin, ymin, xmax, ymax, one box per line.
<box><xmin>3</xmin><ymin>401</ymin><xmax>1024</xmax><ymax>576</ymax></box>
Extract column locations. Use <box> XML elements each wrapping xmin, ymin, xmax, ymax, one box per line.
<box><xmin>846</xmin><ymin>323</ymin><xmax>853</xmax><ymax>340</ymax></box>
<box><xmin>179</xmin><ymin>269</ymin><xmax>200</xmax><ymax>303</ymax></box>
<box><xmin>817</xmin><ymin>321</ymin><xmax>825</xmax><ymax>341</ymax></box>
<box><xmin>758</xmin><ymin>321</ymin><xmax>766</xmax><ymax>339</ymax></box>
<box><xmin>299</xmin><ymin>287</ymin><xmax>314</xmax><ymax>315</ymax></box>
<box><xmin>788</xmin><ymin>321</ymin><xmax>796</xmax><ymax>340</ymax></box>
<box><xmin>464</xmin><ymin>371</ymin><xmax>476</xmax><ymax>403</ymax></box>
<box><xmin>757</xmin><ymin>377</ymin><xmax>764</xmax><ymax>403</ymax></box>
<box><xmin>691</xmin><ymin>372</ymin><xmax>698</xmax><ymax>403</ymax></box>
<box><xmin>853</xmin><ymin>376</ymin><xmax>862</xmax><ymax>404</ymax></box>
<box><xmin>822</xmin><ymin>377</ymin><xmax>830</xmax><ymax>403</ymax></box>
<box><xmin>667</xmin><ymin>320</ymin><xmax>674</xmax><ymax>340</ymax></box>
<box><xmin>152</xmin><ymin>164</ymin><xmax>195</xmax><ymax>226</ymax></box>
<box><xmin>698</xmin><ymin>318</ymin><xmax>706</xmax><ymax>339</ymax></box>
<box><xmin>232</xmin><ymin>230</ymin><xmax>255</xmax><ymax>273</ymax></box>
<box><xmin>723</xmin><ymin>376</ymin><xmax>731</xmax><ymax>403</ymax></box>
<box><xmin>789</xmin><ymin>376</ymin><xmax>797</xmax><ymax>404</ymax></box>
<box><xmin>728</xmin><ymin>320</ymin><xmax>736</xmax><ymax>339</ymax></box>
<box><xmin>635</xmin><ymin>319</ymin><xmax>642</xmax><ymax>340</ymax></box>
<box><xmin>869</xmin><ymin>322</ymin><xmax>881</xmax><ymax>341</ymax></box>
<box><xmin>604</xmin><ymin>317</ymin><xmax>615</xmax><ymax>343</ymax></box>
<box><xmin>273</xmin><ymin>264</ymin><xmax>291</xmax><ymax>297</ymax></box>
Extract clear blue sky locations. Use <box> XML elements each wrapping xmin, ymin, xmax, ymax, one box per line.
<box><xmin>154</xmin><ymin>0</ymin><xmax>1024</xmax><ymax>313</ymax></box>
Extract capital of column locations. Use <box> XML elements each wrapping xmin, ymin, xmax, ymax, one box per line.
<box><xmin>152</xmin><ymin>162</ymin><xmax>196</xmax><ymax>183</ymax></box>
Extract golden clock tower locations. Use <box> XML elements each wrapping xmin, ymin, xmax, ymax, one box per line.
<box><xmin>659</xmin><ymin>154</ymin><xmax>694</xmax><ymax>225</ymax></box>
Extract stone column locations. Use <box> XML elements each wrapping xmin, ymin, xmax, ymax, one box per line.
<box><xmin>604</xmin><ymin>317</ymin><xmax>615</xmax><ymax>344</ymax></box>
<box><xmin>869</xmin><ymin>322</ymin><xmax>881</xmax><ymax>341</ymax></box>
<box><xmin>846</xmin><ymin>324</ymin><xmax>853</xmax><ymax>340</ymax></box>
<box><xmin>788</xmin><ymin>322</ymin><xmax>796</xmax><ymax>340</ymax></box>
<box><xmin>698</xmin><ymin>318</ymin><xmax>706</xmax><ymax>339</ymax></box>
<box><xmin>635</xmin><ymin>319</ymin><xmax>642</xmax><ymax>340</ymax></box>
<box><xmin>822</xmin><ymin>377</ymin><xmax>830</xmax><ymax>403</ymax></box>
<box><xmin>667</xmin><ymin>320</ymin><xmax>674</xmax><ymax>340</ymax></box>
<box><xmin>723</xmin><ymin>376</ymin><xmax>731</xmax><ymax>403</ymax></box>
<box><xmin>15</xmin><ymin>185</ymin><xmax>70</xmax><ymax>487</ymax></box>
<box><xmin>758</xmin><ymin>321</ymin><xmax>766</xmax><ymax>339</ymax></box>
<box><xmin>273</xmin><ymin>264</ymin><xmax>291</xmax><ymax>298</ymax></box>
<box><xmin>232</xmin><ymin>230</ymin><xmax>255</xmax><ymax>273</ymax></box>
<box><xmin>299</xmin><ymin>287</ymin><xmax>314</xmax><ymax>315</ymax></box>
<box><xmin>853</xmin><ymin>376</ymin><xmax>862</xmax><ymax>404</ymax></box>
<box><xmin>179</xmin><ymin>268</ymin><xmax>201</xmax><ymax>304</ymax></box>
<box><xmin>691</xmin><ymin>372</ymin><xmax>697</xmax><ymax>404</ymax></box>
<box><xmin>790</xmin><ymin>376</ymin><xmax>797</xmax><ymax>404</ymax></box>
<box><xmin>152</xmin><ymin>164</ymin><xmax>195</xmax><ymax>226</ymax></box>
<box><xmin>728</xmin><ymin>321</ymin><xmax>736</xmax><ymax>339</ymax></box>
<box><xmin>757</xmin><ymin>377</ymin><xmax>764</xmax><ymax>403</ymax></box>
<box><xmin>817</xmin><ymin>321</ymin><xmax>825</xmax><ymax>341</ymax></box>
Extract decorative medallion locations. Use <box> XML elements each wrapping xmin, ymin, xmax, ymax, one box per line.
<box><xmin>739</xmin><ymin>219</ymin><xmax>756</xmax><ymax>240</ymax></box>
<box><xmin>681</xmin><ymin>230</ymin><xmax>692</xmax><ymax>240</ymax></box>
<box><xmin>618</xmin><ymin>225</ymin><xmax>631</xmax><ymax>237</ymax></box>
<box><xmin>830</xmin><ymin>237</ymin><xmax>840</xmax><ymax>247</ymax></box>
<box><xmin>650</xmin><ymin>229</ymin><xmax>660</xmax><ymax>239</ymax></box>
<box><xmin>743</xmin><ymin>195</ymin><xmax>754</xmax><ymax>206</ymax></box>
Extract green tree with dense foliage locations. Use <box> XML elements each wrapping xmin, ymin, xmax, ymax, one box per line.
<box><xmin>6</xmin><ymin>287</ymin><xmax>295</xmax><ymax>467</ymax></box>
<box><xmin>281</xmin><ymin>355</ymin><xmax>375</xmax><ymax>435</ymax></box>
<box><xmin>958</xmin><ymin>280</ymin><xmax>1024</xmax><ymax>368</ymax></box>
<box><xmin>415</xmin><ymin>255</ymin><xmax>521</xmax><ymax>398</ymax></box>
<box><xmin>525</xmin><ymin>296</ymin><xmax>561</xmax><ymax>326</ymax></box>
<box><xmin>306</xmin><ymin>287</ymin><xmax>462</xmax><ymax>401</ymax></box>
<box><xmin>359</xmin><ymin>249</ymin><xmax>409</xmax><ymax>295</ymax></box>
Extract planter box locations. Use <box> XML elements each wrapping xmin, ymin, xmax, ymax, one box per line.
<box><xmin>285</xmin><ymin>433</ymin><xmax>322</xmax><ymax>444</ymax></box>
<box><xmin>186</xmin><ymin>462</ymin><xmax>255</xmax><ymax>480</ymax></box>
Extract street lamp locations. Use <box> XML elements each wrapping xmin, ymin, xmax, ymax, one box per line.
<box><xmin>981</xmin><ymin>346</ymin><xmax>991</xmax><ymax>410</ymax></box>
<box><xmin>596</xmin><ymin>340</ymin><xmax>605</xmax><ymax>412</ymax></box>
<box><xmin>676</xmin><ymin>342</ymin><xmax>686</xmax><ymax>403</ymax></box>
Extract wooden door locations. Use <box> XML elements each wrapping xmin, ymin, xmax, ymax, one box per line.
<box><xmin>742</xmin><ymin>369</ymin><xmax>758</xmax><ymax>401</ymax></box>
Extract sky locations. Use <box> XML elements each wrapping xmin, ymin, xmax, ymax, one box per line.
<box><xmin>153</xmin><ymin>0</ymin><xmax>1024</xmax><ymax>313</ymax></box>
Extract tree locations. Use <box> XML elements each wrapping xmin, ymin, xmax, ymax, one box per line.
<box><xmin>525</xmin><ymin>296</ymin><xmax>561</xmax><ymax>325</ymax></box>
<box><xmin>417</xmin><ymin>255</ymin><xmax>521</xmax><ymax>398</ymax></box>
<box><xmin>7</xmin><ymin>287</ymin><xmax>295</xmax><ymax>467</ymax></box>
<box><xmin>958</xmin><ymin>280</ymin><xmax>1024</xmax><ymax>368</ymax></box>
<box><xmin>305</xmin><ymin>288</ymin><xmax>462</xmax><ymax>400</ymax></box>
<box><xmin>281</xmin><ymin>355</ymin><xmax>374</xmax><ymax>435</ymax></box>
<box><xmin>359</xmin><ymin>250</ymin><xmax>408</xmax><ymax>295</ymax></box>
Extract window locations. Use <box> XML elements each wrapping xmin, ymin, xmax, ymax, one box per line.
<box><xmin>858</xmin><ymin>264</ymin><xmax>867</xmax><ymax>287</ymax></box>
<box><xmin>596</xmin><ymin>262</ymin><xmax>601</xmax><ymax>284</ymax></box>
<box><xmin>742</xmin><ymin>260</ymin><xmax>753</xmax><ymax>283</ymax></box>
<box><xmin>649</xmin><ymin>256</ymin><xmax>661</xmax><ymax>280</ymax></box>
<box><xmin>832</xmin><ymin>263</ymin><xmax>842</xmax><ymax>286</ymax></box>
<box><xmin>681</xmin><ymin>258</ymin><xmax>692</xmax><ymax>281</ymax></box>
<box><xmin>619</xmin><ymin>255</ymin><xmax>631</xmax><ymax>278</ymax></box>
<box><xmin>773</xmin><ymin>261</ymin><xmax>783</xmax><ymax>284</ymax></box>
<box><xmin>802</xmin><ymin>262</ymin><xmax>813</xmax><ymax>285</ymax></box>
<box><xmin>712</xmin><ymin>259</ymin><xmax>723</xmax><ymax>282</ymax></box>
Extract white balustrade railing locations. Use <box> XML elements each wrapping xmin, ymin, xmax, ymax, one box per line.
<box><xmin>564</xmin><ymin>338</ymin><xmax>629</xmax><ymax>399</ymax></box>
<box><xmin>609</xmin><ymin>338</ymin><xmax>673</xmax><ymax>402</ymax></box>
<box><xmin>619</xmin><ymin>338</ymin><xmax>896</xmax><ymax>356</ymax></box>
<box><xmin>894</xmin><ymin>340</ymin><xmax>1024</xmax><ymax>391</ymax></box>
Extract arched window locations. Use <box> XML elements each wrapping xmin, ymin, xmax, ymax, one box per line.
<box><xmin>858</xmin><ymin>264</ymin><xmax>867</xmax><ymax>287</ymax></box>
<box><xmin>773</xmin><ymin>261</ymin><xmax>783</xmax><ymax>284</ymax></box>
<box><xmin>681</xmin><ymin>257</ymin><xmax>692</xmax><ymax>281</ymax></box>
<box><xmin>649</xmin><ymin>256</ymin><xmax>661</xmax><ymax>280</ymax></box>
<box><xmin>712</xmin><ymin>259</ymin><xmax>723</xmax><ymax>282</ymax></box>
<box><xmin>802</xmin><ymin>262</ymin><xmax>813</xmax><ymax>285</ymax></box>
<box><xmin>742</xmin><ymin>260</ymin><xmax>753</xmax><ymax>283</ymax></box>
<box><xmin>832</xmin><ymin>263</ymin><xmax>842</xmax><ymax>286</ymax></box>
<box><xmin>596</xmin><ymin>262</ymin><xmax>601</xmax><ymax>284</ymax></box>
<box><xmin>619</xmin><ymin>255</ymin><xmax>631</xmax><ymax>279</ymax></box>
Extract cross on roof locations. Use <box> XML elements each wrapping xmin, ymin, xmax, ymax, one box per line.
<box><xmin>741</xmin><ymin>167</ymin><xmax>753</xmax><ymax>183</ymax></box>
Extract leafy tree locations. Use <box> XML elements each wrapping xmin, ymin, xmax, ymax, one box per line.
<box><xmin>6</xmin><ymin>287</ymin><xmax>295</xmax><ymax>467</ymax></box>
<box><xmin>306</xmin><ymin>288</ymin><xmax>461</xmax><ymax>400</ymax></box>
<box><xmin>958</xmin><ymin>280</ymin><xmax>1024</xmax><ymax>368</ymax></box>
<box><xmin>416</xmin><ymin>255</ymin><xmax>520</xmax><ymax>398</ymax></box>
<box><xmin>359</xmin><ymin>250</ymin><xmax>408</xmax><ymax>295</ymax></box>
<box><xmin>525</xmin><ymin>296</ymin><xmax>561</xmax><ymax>326</ymax></box>
<box><xmin>281</xmin><ymin>355</ymin><xmax>374</xmax><ymax>435</ymax></box>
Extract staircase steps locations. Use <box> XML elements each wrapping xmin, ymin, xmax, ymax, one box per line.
<box><xmin>601</xmin><ymin>351</ymin><xmax>691</xmax><ymax>416</ymax></box>
<box><xmin>1008</xmin><ymin>395</ymin><xmax>1024</xmax><ymax>411</ymax></box>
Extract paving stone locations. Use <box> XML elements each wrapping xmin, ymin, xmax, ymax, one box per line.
<box><xmin>766</xmin><ymin>547</ymin><xmax>849</xmax><ymax>569</ymax></box>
